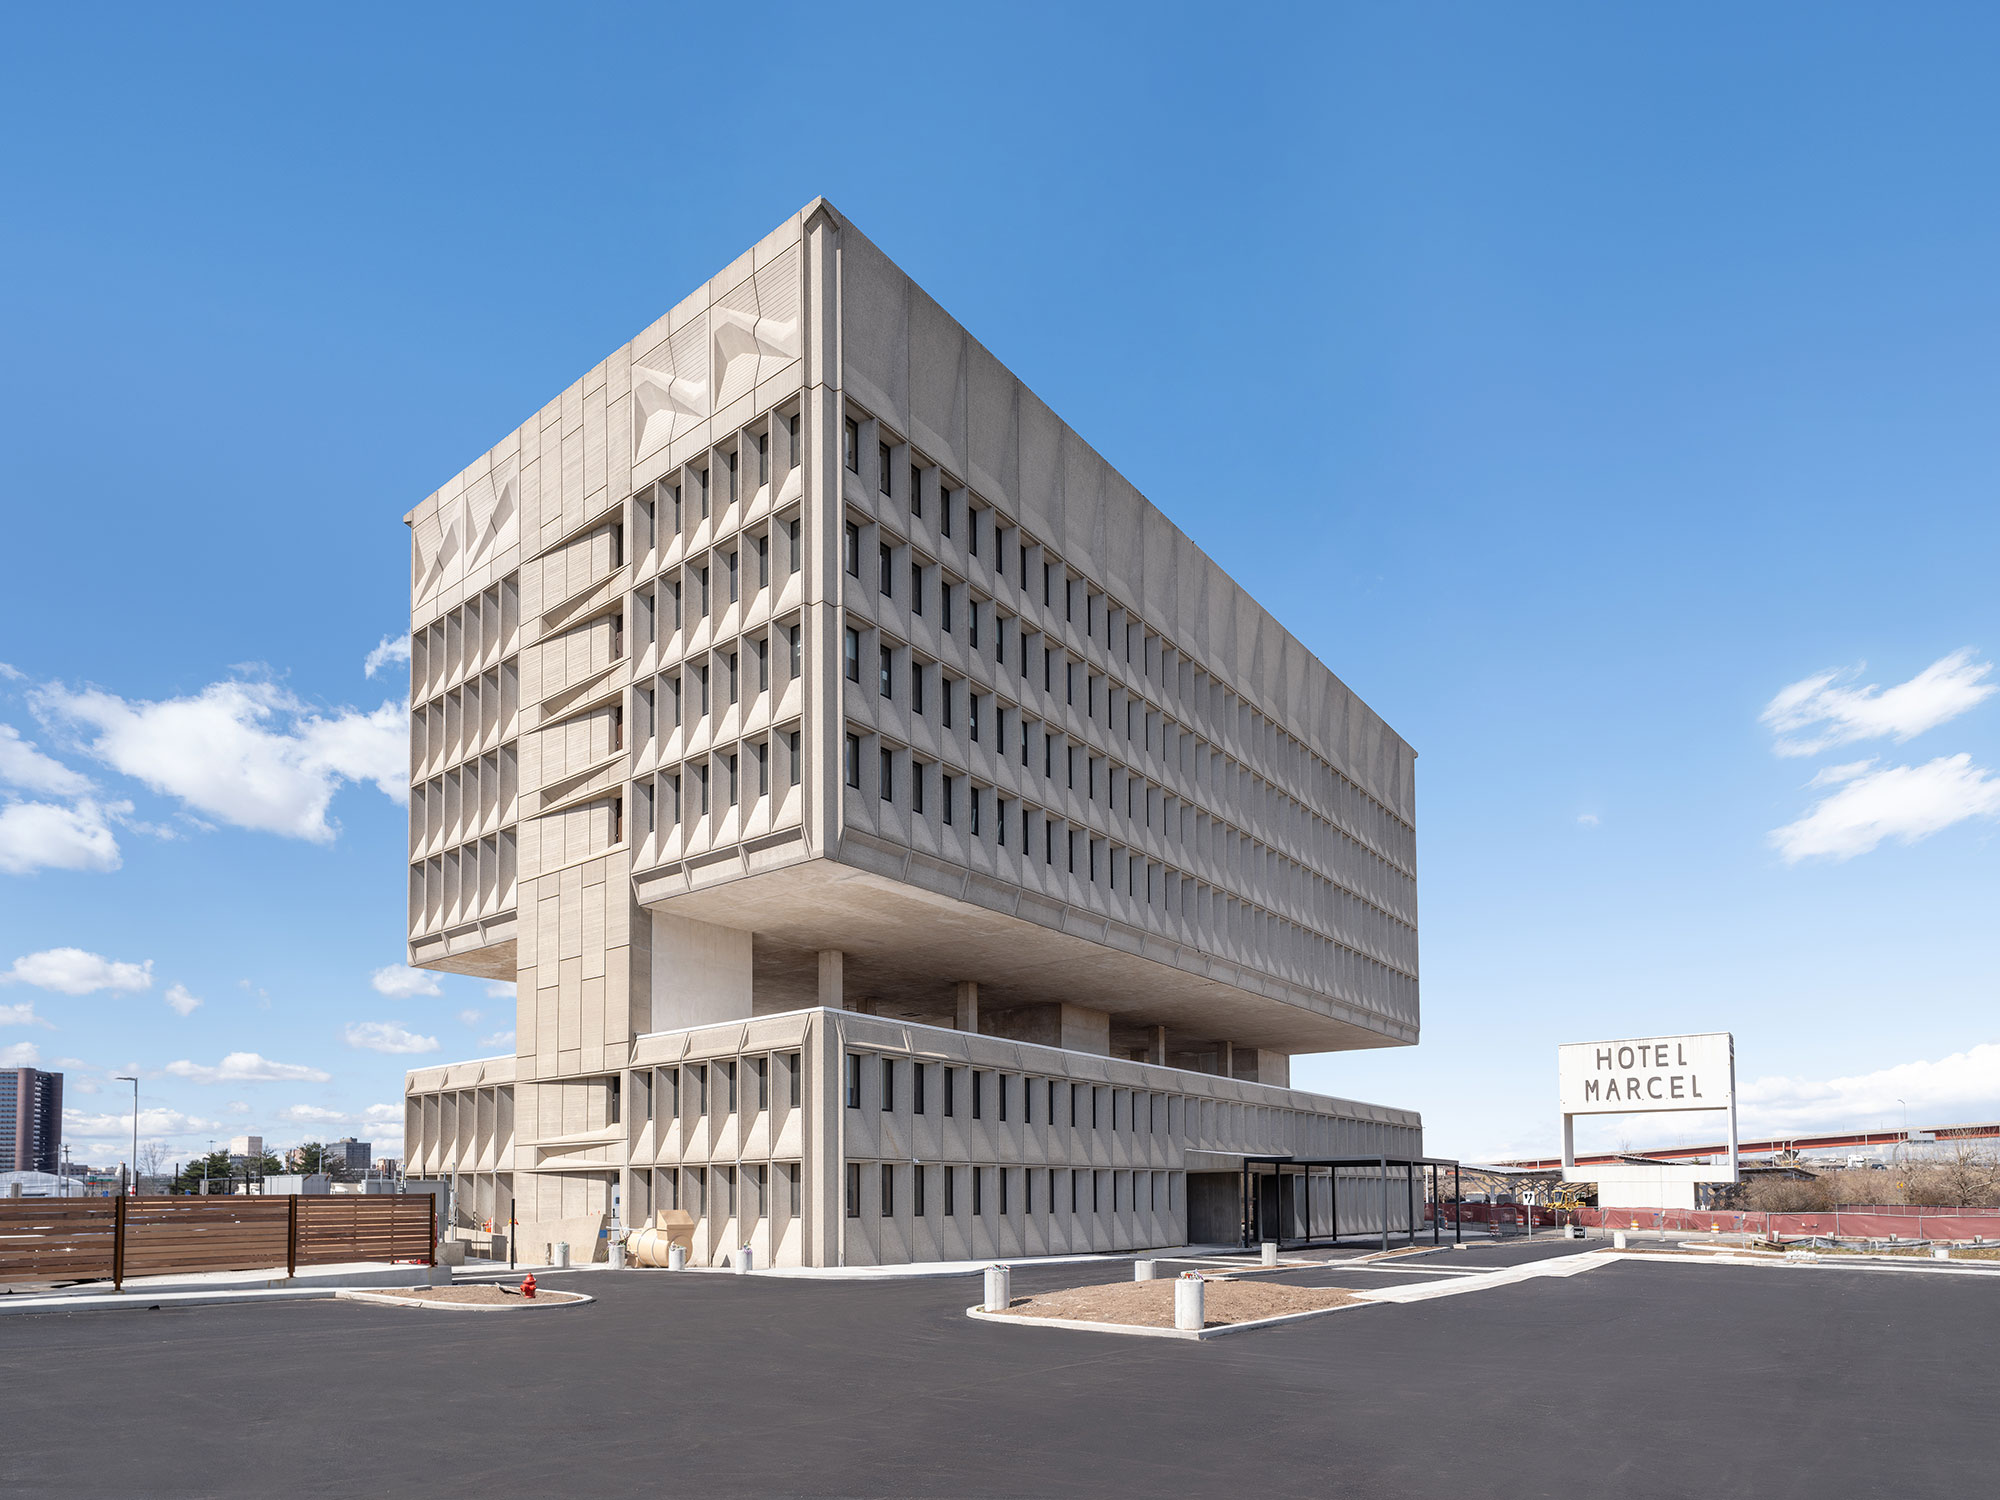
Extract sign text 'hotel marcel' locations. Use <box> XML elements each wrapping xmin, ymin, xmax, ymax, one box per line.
<box><xmin>1557</xmin><ymin>1032</ymin><xmax>1734</xmax><ymax>1116</ymax></box>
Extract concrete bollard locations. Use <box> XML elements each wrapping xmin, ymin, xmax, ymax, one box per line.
<box><xmin>667</xmin><ymin>1243</ymin><xmax>687</xmax><ymax>1272</ymax></box>
<box><xmin>1613</xmin><ymin>1232</ymin><xmax>1627</xmax><ymax>1250</ymax></box>
<box><xmin>609</xmin><ymin>1236</ymin><xmax>627</xmax><ymax>1270</ymax></box>
<box><xmin>736</xmin><ymin>1244</ymin><xmax>754</xmax><ymax>1274</ymax></box>
<box><xmin>1174</xmin><ymin>1272</ymin><xmax>1205</xmax><ymax>1331</ymax></box>
<box><xmin>551</xmin><ymin>1241</ymin><xmax>571</xmax><ymax>1268</ymax></box>
<box><xmin>1134</xmin><ymin>1260</ymin><xmax>1157</xmax><ymax>1281</ymax></box>
<box><xmin>983</xmin><ymin>1263</ymin><xmax>1011</xmax><ymax>1313</ymax></box>
<box><xmin>1260</xmin><ymin>1241</ymin><xmax>1278</xmax><ymax>1268</ymax></box>
<box><xmin>1932</xmin><ymin>1247</ymin><xmax>1950</xmax><ymax>1260</ymax></box>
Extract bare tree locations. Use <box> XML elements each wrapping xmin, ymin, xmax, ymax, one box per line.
<box><xmin>137</xmin><ymin>1140</ymin><xmax>168</xmax><ymax>1178</ymax></box>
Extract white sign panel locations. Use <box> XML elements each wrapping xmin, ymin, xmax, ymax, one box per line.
<box><xmin>1558</xmin><ymin>1032</ymin><xmax>1733</xmax><ymax>1115</ymax></box>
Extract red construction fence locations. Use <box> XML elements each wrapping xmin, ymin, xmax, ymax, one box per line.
<box><xmin>1433</xmin><ymin>1202</ymin><xmax>2000</xmax><ymax>1241</ymax></box>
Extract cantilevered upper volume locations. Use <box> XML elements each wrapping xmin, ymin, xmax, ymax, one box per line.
<box><xmin>404</xmin><ymin>198</ymin><xmax>1418</xmax><ymax>1077</ymax></box>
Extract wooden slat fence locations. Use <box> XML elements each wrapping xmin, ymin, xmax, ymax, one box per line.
<box><xmin>0</xmin><ymin>1195</ymin><xmax>434</xmax><ymax>1289</ymax></box>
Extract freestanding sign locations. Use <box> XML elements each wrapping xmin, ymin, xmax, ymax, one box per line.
<box><xmin>1559</xmin><ymin>1032</ymin><xmax>1737</xmax><ymax>1210</ymax></box>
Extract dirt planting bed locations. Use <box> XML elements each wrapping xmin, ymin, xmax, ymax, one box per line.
<box><xmin>994</xmin><ymin>1278</ymin><xmax>1361</xmax><ymax>1328</ymax></box>
<box><xmin>339</xmin><ymin>1285</ymin><xmax>591</xmax><ymax>1309</ymax></box>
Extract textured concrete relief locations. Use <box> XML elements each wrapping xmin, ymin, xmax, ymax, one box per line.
<box><xmin>632</xmin><ymin>243</ymin><xmax>800</xmax><ymax>460</ymax></box>
<box><xmin>414</xmin><ymin>457</ymin><xmax>521</xmax><ymax>604</ymax></box>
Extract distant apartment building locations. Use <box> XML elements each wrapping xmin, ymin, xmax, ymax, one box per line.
<box><xmin>404</xmin><ymin>201</ymin><xmax>1425</xmax><ymax>1266</ymax></box>
<box><xmin>1</xmin><ymin>1068</ymin><xmax>63</xmax><ymax>1175</ymax></box>
<box><xmin>327</xmin><ymin>1138</ymin><xmax>373</xmax><ymax>1173</ymax></box>
<box><xmin>227</xmin><ymin>1135</ymin><xmax>263</xmax><ymax>1160</ymax></box>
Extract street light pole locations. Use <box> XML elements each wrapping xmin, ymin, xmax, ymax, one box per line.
<box><xmin>115</xmin><ymin>1076</ymin><xmax>139</xmax><ymax>1196</ymax></box>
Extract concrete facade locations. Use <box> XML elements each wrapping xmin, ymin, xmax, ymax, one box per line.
<box><xmin>404</xmin><ymin>201</ymin><xmax>1423</xmax><ymax>1265</ymax></box>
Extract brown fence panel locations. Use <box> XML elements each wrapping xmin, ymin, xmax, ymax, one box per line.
<box><xmin>122</xmin><ymin>1197</ymin><xmax>291</xmax><ymax>1279</ymax></box>
<box><xmin>0</xmin><ymin>1199</ymin><xmax>118</xmax><ymax>1283</ymax></box>
<box><xmin>296</xmin><ymin>1195</ymin><xmax>434</xmax><ymax>1267</ymax></box>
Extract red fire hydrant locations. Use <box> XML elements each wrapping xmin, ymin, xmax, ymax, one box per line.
<box><xmin>520</xmin><ymin>1273</ymin><xmax>537</xmax><ymax>1299</ymax></box>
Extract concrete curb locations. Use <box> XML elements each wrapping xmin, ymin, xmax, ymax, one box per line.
<box><xmin>0</xmin><ymin>1287</ymin><xmax>344</xmax><ymax>1316</ymax></box>
<box><xmin>966</xmin><ymin>1298</ymin><xmax>1374</xmax><ymax>1341</ymax></box>
<box><xmin>336</xmin><ymin>1288</ymin><xmax>593</xmax><ymax>1311</ymax></box>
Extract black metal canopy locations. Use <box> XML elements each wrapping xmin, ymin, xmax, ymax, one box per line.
<box><xmin>1234</xmin><ymin>1154</ymin><xmax>1463</xmax><ymax>1253</ymax></box>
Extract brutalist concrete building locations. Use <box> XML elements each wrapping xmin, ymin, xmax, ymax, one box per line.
<box><xmin>403</xmin><ymin>200</ymin><xmax>1424</xmax><ymax>1266</ymax></box>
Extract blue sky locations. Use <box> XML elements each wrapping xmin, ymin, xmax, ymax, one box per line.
<box><xmin>2</xmin><ymin>5</ymin><xmax>1996</xmax><ymax>1169</ymax></box>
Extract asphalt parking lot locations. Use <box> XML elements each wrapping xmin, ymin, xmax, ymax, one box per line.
<box><xmin>2</xmin><ymin>1241</ymin><xmax>1991</xmax><ymax>1499</ymax></box>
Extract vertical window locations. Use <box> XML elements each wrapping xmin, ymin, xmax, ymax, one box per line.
<box><xmin>788</xmin><ymin>518</ymin><xmax>801</xmax><ymax>573</ymax></box>
<box><xmin>728</xmin><ymin>550</ymin><xmax>740</xmax><ymax>603</ymax></box>
<box><xmin>846</xmin><ymin>1161</ymin><xmax>860</xmax><ymax>1217</ymax></box>
<box><xmin>844</xmin><ymin>418</ymin><xmax>859</xmax><ymax>473</ymax></box>
<box><xmin>845</xmin><ymin>522</ymin><xmax>860</xmax><ymax>577</ymax></box>
<box><xmin>941</xmin><ymin>774</ymin><xmax>953</xmax><ymax>827</ymax></box>
<box><xmin>944</xmin><ymin>1067</ymin><xmax>955</xmax><ymax>1117</ymax></box>
<box><xmin>999</xmin><ymin>1167</ymin><xmax>1007</xmax><ymax>1215</ymax></box>
<box><xmin>728</xmin><ymin>651</ymin><xmax>739</xmax><ymax>705</ymax></box>
<box><xmin>998</xmin><ymin>1074</ymin><xmax>1008</xmax><ymax>1122</ymax></box>
<box><xmin>607</xmin><ymin>1074</ymin><xmax>621</xmax><ymax>1125</ymax></box>
<box><xmin>845</xmin><ymin>1053</ymin><xmax>861</xmax><ymax>1109</ymax></box>
<box><xmin>757</xmin><ymin>432</ymin><xmax>770</xmax><ymax>485</ymax></box>
<box><xmin>914</xmin><ymin>1164</ymin><xmax>927</xmax><ymax>1217</ymax></box>
<box><xmin>881</xmin><ymin>1163</ymin><xmax>894</xmax><ymax>1216</ymax></box>
<box><xmin>787</xmin><ymin>1051</ymin><xmax>801</xmax><ymax>1108</ymax></box>
<box><xmin>788</xmin><ymin>624</ymin><xmax>801</xmax><ymax>677</ymax></box>
<box><xmin>909</xmin><ymin>464</ymin><xmax>922</xmax><ymax>516</ymax></box>
<box><xmin>941</xmin><ymin>486</ymin><xmax>953</xmax><ymax>538</ymax></box>
<box><xmin>846</xmin><ymin>734</ymin><xmax>861</xmax><ymax>788</ymax></box>
<box><xmin>972</xmin><ymin>1166</ymin><xmax>982</xmax><ymax>1215</ymax></box>
<box><xmin>610</xmin><ymin>795</ymin><xmax>623</xmax><ymax>843</ymax></box>
<box><xmin>756</xmin><ymin>740</ymin><xmax>769</xmax><ymax>796</ymax></box>
<box><xmin>845</xmin><ymin>629</ymin><xmax>861</xmax><ymax>683</ymax></box>
<box><xmin>878</xmin><ymin>442</ymin><xmax>892</xmax><ymax>495</ymax></box>
<box><xmin>610</xmin><ymin>704</ymin><xmax>624</xmax><ymax>752</ymax></box>
<box><xmin>789</xmin><ymin>1162</ymin><xmax>801</xmax><ymax>1215</ymax></box>
<box><xmin>941</xmin><ymin>676</ymin><xmax>953</xmax><ymax>729</ymax></box>
<box><xmin>879</xmin><ymin>542</ymin><xmax>893</xmax><ymax>595</ymax></box>
<box><xmin>969</xmin><ymin>784</ymin><xmax>980</xmax><ymax>836</ymax></box>
<box><xmin>944</xmin><ymin>1165</ymin><xmax>956</xmax><ymax>1217</ymax></box>
<box><xmin>912</xmin><ymin>761</ymin><xmax>925</xmax><ymax>815</ymax></box>
<box><xmin>968</xmin><ymin>694</ymin><xmax>980</xmax><ymax>744</ymax></box>
<box><xmin>911</xmin><ymin>662</ymin><xmax>925</xmax><ymax>717</ymax></box>
<box><xmin>880</xmin><ymin>1057</ymin><xmax>895</xmax><ymax>1111</ymax></box>
<box><xmin>941</xmin><ymin>582</ymin><xmax>953</xmax><ymax>634</ymax></box>
<box><xmin>880</xmin><ymin>646</ymin><xmax>892</xmax><ymax>697</ymax></box>
<box><xmin>758</xmin><ymin>638</ymin><xmax>770</xmax><ymax>692</ymax></box>
<box><xmin>609</xmin><ymin>523</ymin><xmax>624</xmax><ymax>570</ymax></box>
<box><xmin>611</xmin><ymin>613</ymin><xmax>625</xmax><ymax>660</ymax></box>
<box><xmin>756</xmin><ymin>1056</ymin><xmax>769</xmax><ymax>1110</ymax></box>
<box><xmin>637</xmin><ymin>778</ymin><xmax>654</xmax><ymax>835</ymax></box>
<box><xmin>969</xmin><ymin>599</ymin><xmax>981</xmax><ymax>650</ymax></box>
<box><xmin>788</xmin><ymin>413</ymin><xmax>800</xmax><ymax>467</ymax></box>
<box><xmin>971</xmin><ymin>1070</ymin><xmax>982</xmax><ymax>1120</ymax></box>
<box><xmin>694</xmin><ymin>1063</ymin><xmax>707</xmax><ymax>1117</ymax></box>
<box><xmin>758</xmin><ymin>535</ymin><xmax>770</xmax><ymax>588</ymax></box>
<box><xmin>789</xmin><ymin>729</ymin><xmax>802</xmax><ymax>787</ymax></box>
<box><xmin>699</xmin><ymin>565</ymin><xmax>710</xmax><ymax>617</ymax></box>
<box><xmin>913</xmin><ymin>1062</ymin><xmax>926</xmax><ymax>1115</ymax></box>
<box><xmin>698</xmin><ymin>467</ymin><xmax>710</xmax><ymax>518</ymax></box>
<box><xmin>724</xmin><ymin>1059</ymin><xmax>737</xmax><ymax>1113</ymax></box>
<box><xmin>911</xmin><ymin>562</ymin><xmax>924</xmax><ymax>615</ymax></box>
<box><xmin>726</xmin><ymin>450</ymin><xmax>739</xmax><ymax>505</ymax></box>
<box><xmin>880</xmin><ymin>747</ymin><xmax>893</xmax><ymax>801</ymax></box>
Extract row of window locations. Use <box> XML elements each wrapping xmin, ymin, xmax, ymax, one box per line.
<box><xmin>845</xmin><ymin>1055</ymin><xmax>1173</xmax><ymax>1131</ymax></box>
<box><xmin>843</xmin><ymin>581</ymin><xmax>1414</xmax><ymax>900</ymax></box>
<box><xmin>843</xmin><ymin>728</ymin><xmax>1415</xmax><ymax>977</ymax></box>
<box><xmin>844</xmin><ymin>1162</ymin><xmax>1171</xmax><ymax>1219</ymax></box>
<box><xmin>623</xmin><ymin>1055</ymin><xmax>803</xmax><ymax>1120</ymax></box>
<box><xmin>635</xmin><ymin>410</ymin><xmax>802</xmax><ymax>552</ymax></box>
<box><xmin>843</xmin><ymin>406</ymin><xmax>1412</xmax><ymax>860</ymax></box>
<box><xmin>412</xmin><ymin>580</ymin><xmax>520</xmax><ymax>709</ymax></box>
<box><xmin>627</xmin><ymin>511</ymin><xmax>802</xmax><ymax>654</ymax></box>
<box><xmin>632</xmin><ymin>619</ymin><xmax>802</xmax><ymax>741</ymax></box>
<box><xmin>631</xmin><ymin>724</ymin><xmax>803</xmax><ymax>836</ymax></box>
<box><xmin>654</xmin><ymin>1162</ymin><xmax>801</xmax><ymax>1219</ymax></box>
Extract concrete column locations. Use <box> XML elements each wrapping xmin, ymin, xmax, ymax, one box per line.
<box><xmin>817</xmin><ymin>950</ymin><xmax>845</xmax><ymax>1010</ymax></box>
<box><xmin>954</xmin><ymin>981</ymin><xmax>979</xmax><ymax>1033</ymax></box>
<box><xmin>1151</xmin><ymin>1026</ymin><xmax>1168</xmax><ymax>1067</ymax></box>
<box><xmin>1218</xmin><ymin>1041</ymin><xmax>1234</xmax><ymax>1080</ymax></box>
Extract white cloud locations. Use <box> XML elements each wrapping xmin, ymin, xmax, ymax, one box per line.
<box><xmin>225</xmin><ymin>1100</ymin><xmax>250</xmax><ymax>1114</ymax></box>
<box><xmin>457</xmin><ymin>1008</ymin><xmax>481</xmax><ymax>1026</ymax></box>
<box><xmin>1738</xmin><ymin>1042</ymin><xmax>2000</xmax><ymax>1136</ymax></box>
<box><xmin>1</xmin><ymin>948</ymin><xmax>153</xmax><ymax>995</ymax></box>
<box><xmin>484</xmin><ymin>981</ymin><xmax>516</xmax><ymax>999</ymax></box>
<box><xmin>1770</xmin><ymin>753</ymin><xmax>2000</xmax><ymax>862</ymax></box>
<box><xmin>0</xmin><ymin>724</ymin><xmax>92</xmax><ymax>796</ymax></box>
<box><xmin>164</xmin><ymin>983</ymin><xmax>202</xmax><ymax>1017</ymax></box>
<box><xmin>0</xmin><ymin>1003</ymin><xmax>52</xmax><ymax>1027</ymax></box>
<box><xmin>343</xmin><ymin>1021</ymin><xmax>438</xmax><ymax>1055</ymax></box>
<box><xmin>364</xmin><ymin>633</ymin><xmax>412</xmax><ymax>680</ymax></box>
<box><xmin>163</xmin><ymin>1052</ymin><xmax>331</xmax><ymax>1084</ymax></box>
<box><xmin>1</xmin><ymin>1041</ymin><xmax>41</xmax><ymax>1067</ymax></box>
<box><xmin>370</xmin><ymin>964</ymin><xmax>441</xmax><ymax>998</ymax></box>
<box><xmin>477</xmin><ymin>1029</ymin><xmax>516</xmax><ymax>1052</ymax></box>
<box><xmin>66</xmin><ymin>1106</ymin><xmax>223</xmax><ymax>1139</ymax></box>
<box><xmin>31</xmin><ymin>677</ymin><xmax>406</xmax><ymax>842</ymax></box>
<box><xmin>0</xmin><ymin>798</ymin><xmax>123</xmax><ymax>874</ymax></box>
<box><xmin>1762</xmin><ymin>649</ymin><xmax>1995</xmax><ymax>758</ymax></box>
<box><xmin>278</xmin><ymin>1104</ymin><xmax>349</xmax><ymax>1125</ymax></box>
<box><xmin>1576</xmin><ymin>813</ymin><xmax>1599</xmax><ymax>827</ymax></box>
